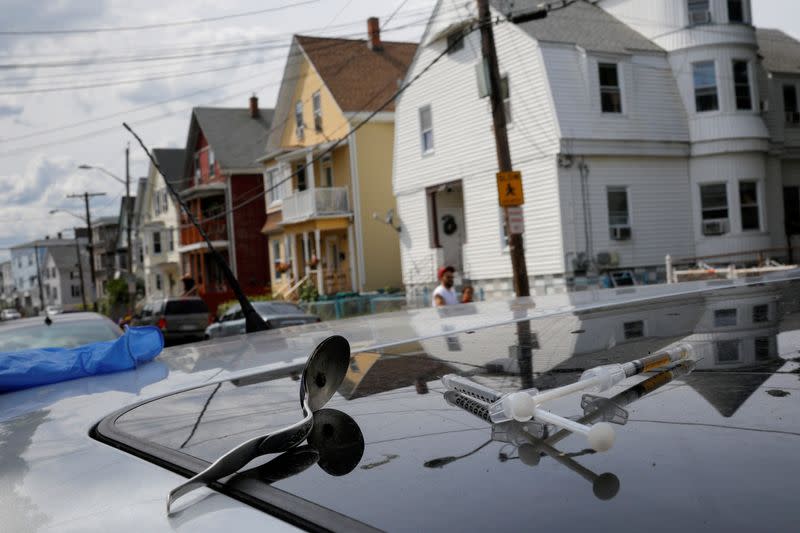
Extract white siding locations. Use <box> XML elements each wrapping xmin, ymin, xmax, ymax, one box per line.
<box><xmin>393</xmin><ymin>8</ymin><xmax>563</xmax><ymax>284</ymax></box>
<box><xmin>542</xmin><ymin>46</ymin><xmax>689</xmax><ymax>143</ymax></box>
<box><xmin>560</xmin><ymin>156</ymin><xmax>694</xmax><ymax>269</ymax></box>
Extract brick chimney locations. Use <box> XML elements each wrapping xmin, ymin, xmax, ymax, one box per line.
<box><xmin>249</xmin><ymin>94</ymin><xmax>259</xmax><ymax>118</ymax></box>
<box><xmin>367</xmin><ymin>17</ymin><xmax>382</xmax><ymax>51</ymax></box>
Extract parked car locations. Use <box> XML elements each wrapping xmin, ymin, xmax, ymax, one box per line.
<box><xmin>3</xmin><ymin>274</ymin><xmax>800</xmax><ymax>531</ymax></box>
<box><xmin>0</xmin><ymin>312</ymin><xmax>122</xmax><ymax>351</ymax></box>
<box><xmin>0</xmin><ymin>308</ymin><xmax>21</xmax><ymax>321</ymax></box>
<box><xmin>205</xmin><ymin>301</ymin><xmax>319</xmax><ymax>339</ymax></box>
<box><xmin>45</xmin><ymin>305</ymin><xmax>63</xmax><ymax>316</ymax></box>
<box><xmin>134</xmin><ymin>297</ymin><xmax>209</xmax><ymax>346</ymax></box>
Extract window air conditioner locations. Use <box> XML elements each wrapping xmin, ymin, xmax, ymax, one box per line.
<box><xmin>702</xmin><ymin>219</ymin><xmax>729</xmax><ymax>236</ymax></box>
<box><xmin>610</xmin><ymin>225</ymin><xmax>632</xmax><ymax>241</ymax></box>
<box><xmin>690</xmin><ymin>10</ymin><xmax>712</xmax><ymax>25</ymax></box>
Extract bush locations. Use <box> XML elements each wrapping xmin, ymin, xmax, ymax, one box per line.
<box><xmin>298</xmin><ymin>280</ymin><xmax>319</xmax><ymax>302</ymax></box>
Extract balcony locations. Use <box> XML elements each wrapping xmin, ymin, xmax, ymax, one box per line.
<box><xmin>282</xmin><ymin>187</ymin><xmax>350</xmax><ymax>224</ymax></box>
<box><xmin>180</xmin><ymin>218</ymin><xmax>228</xmax><ymax>252</ymax></box>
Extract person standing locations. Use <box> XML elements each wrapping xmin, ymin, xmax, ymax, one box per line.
<box><xmin>432</xmin><ymin>266</ymin><xmax>458</xmax><ymax>307</ymax></box>
<box><xmin>461</xmin><ymin>286</ymin><xmax>474</xmax><ymax>303</ymax></box>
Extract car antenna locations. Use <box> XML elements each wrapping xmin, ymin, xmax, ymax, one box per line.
<box><xmin>123</xmin><ymin>123</ymin><xmax>267</xmax><ymax>334</ymax></box>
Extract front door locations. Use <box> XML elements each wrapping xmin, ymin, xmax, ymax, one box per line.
<box><xmin>437</xmin><ymin>207</ymin><xmax>464</xmax><ymax>272</ymax></box>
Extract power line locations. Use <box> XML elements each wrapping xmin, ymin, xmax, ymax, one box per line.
<box><xmin>0</xmin><ymin>0</ymin><xmax>321</xmax><ymax>36</ymax></box>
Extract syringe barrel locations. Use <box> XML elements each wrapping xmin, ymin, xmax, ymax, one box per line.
<box><xmin>622</xmin><ymin>343</ymin><xmax>695</xmax><ymax>377</ymax></box>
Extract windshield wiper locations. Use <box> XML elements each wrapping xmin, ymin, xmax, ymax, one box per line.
<box><xmin>124</xmin><ymin>123</ymin><xmax>267</xmax><ymax>334</ymax></box>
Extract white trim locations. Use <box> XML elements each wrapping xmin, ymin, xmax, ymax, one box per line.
<box><xmin>348</xmin><ymin>130</ymin><xmax>366</xmax><ymax>291</ymax></box>
<box><xmin>225</xmin><ymin>180</ymin><xmax>238</xmax><ymax>277</ymax></box>
<box><xmin>561</xmin><ymin>138</ymin><xmax>690</xmax><ymax>157</ymax></box>
<box><xmin>345</xmin><ymin>111</ymin><xmax>395</xmax><ymax>123</ymax></box>
<box><xmin>177</xmin><ymin>241</ymin><xmax>229</xmax><ymax>254</ymax></box>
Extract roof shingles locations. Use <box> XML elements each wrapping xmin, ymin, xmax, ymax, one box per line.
<box><xmin>296</xmin><ymin>35</ymin><xmax>417</xmax><ymax>113</ymax></box>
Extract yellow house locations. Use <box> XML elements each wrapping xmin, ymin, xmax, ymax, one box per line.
<box><xmin>260</xmin><ymin>19</ymin><xmax>416</xmax><ymax>297</ymax></box>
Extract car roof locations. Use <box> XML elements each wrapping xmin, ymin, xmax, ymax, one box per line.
<box><xmin>0</xmin><ymin>311</ymin><xmax>111</xmax><ymax>329</ymax></box>
<box><xmin>3</xmin><ymin>272</ymin><xmax>800</xmax><ymax>531</ymax></box>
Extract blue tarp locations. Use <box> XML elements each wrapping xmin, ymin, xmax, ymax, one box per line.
<box><xmin>0</xmin><ymin>326</ymin><xmax>164</xmax><ymax>392</ymax></box>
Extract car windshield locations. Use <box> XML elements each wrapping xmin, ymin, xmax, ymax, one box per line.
<box><xmin>165</xmin><ymin>300</ymin><xmax>208</xmax><ymax>315</ymax></box>
<box><xmin>0</xmin><ymin>318</ymin><xmax>122</xmax><ymax>351</ymax></box>
<box><xmin>253</xmin><ymin>301</ymin><xmax>303</xmax><ymax>315</ymax></box>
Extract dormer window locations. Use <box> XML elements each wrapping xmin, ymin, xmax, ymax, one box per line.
<box><xmin>208</xmin><ymin>149</ymin><xmax>216</xmax><ymax>176</ymax></box>
<box><xmin>193</xmin><ymin>153</ymin><xmax>201</xmax><ymax>184</ymax></box>
<box><xmin>598</xmin><ymin>62</ymin><xmax>622</xmax><ymax>113</ymax></box>
<box><xmin>688</xmin><ymin>0</ymin><xmax>711</xmax><ymax>25</ymax></box>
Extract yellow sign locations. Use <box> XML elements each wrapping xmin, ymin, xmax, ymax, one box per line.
<box><xmin>496</xmin><ymin>171</ymin><xmax>524</xmax><ymax>206</ymax></box>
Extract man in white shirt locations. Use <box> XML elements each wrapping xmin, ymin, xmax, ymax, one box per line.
<box><xmin>432</xmin><ymin>266</ymin><xmax>458</xmax><ymax>307</ymax></box>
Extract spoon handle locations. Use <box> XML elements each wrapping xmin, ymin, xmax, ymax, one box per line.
<box><xmin>167</xmin><ymin>435</ymin><xmax>263</xmax><ymax>513</ymax></box>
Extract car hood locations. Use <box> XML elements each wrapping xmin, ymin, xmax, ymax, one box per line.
<box><xmin>3</xmin><ymin>272</ymin><xmax>800</xmax><ymax>531</ymax></box>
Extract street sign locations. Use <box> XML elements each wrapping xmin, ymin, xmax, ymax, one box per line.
<box><xmin>496</xmin><ymin>171</ymin><xmax>524</xmax><ymax>206</ymax></box>
<box><xmin>507</xmin><ymin>206</ymin><xmax>524</xmax><ymax>235</ymax></box>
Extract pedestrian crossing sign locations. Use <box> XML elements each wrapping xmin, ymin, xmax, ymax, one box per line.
<box><xmin>496</xmin><ymin>171</ymin><xmax>524</xmax><ymax>206</ymax></box>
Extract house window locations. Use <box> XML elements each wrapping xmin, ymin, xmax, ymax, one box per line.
<box><xmin>501</xmin><ymin>75</ymin><xmax>512</xmax><ymax>123</ymax></box>
<box><xmin>28</xmin><ymin>254</ymin><xmax>33</xmax><ymax>266</ymax></box>
<box><xmin>727</xmin><ymin>0</ymin><xmax>745</xmax><ymax>23</ymax></box>
<box><xmin>784</xmin><ymin>84</ymin><xmax>799</xmax><ymax>124</ymax></box>
<box><xmin>322</xmin><ymin>155</ymin><xmax>333</xmax><ymax>187</ymax></box>
<box><xmin>419</xmin><ymin>105</ymin><xmax>434</xmax><ymax>154</ymax></box>
<box><xmin>168</xmin><ymin>229</ymin><xmax>175</xmax><ymax>252</ymax></box>
<box><xmin>447</xmin><ymin>29</ymin><xmax>465</xmax><ymax>54</ymax></box>
<box><xmin>688</xmin><ymin>0</ymin><xmax>711</xmax><ymax>25</ymax></box>
<box><xmin>754</xmin><ymin>337</ymin><xmax>771</xmax><ymax>361</ymax></box>
<box><xmin>295</xmin><ymin>101</ymin><xmax>304</xmax><ymax>139</ymax></box>
<box><xmin>714</xmin><ymin>308</ymin><xmax>737</xmax><ymax>327</ymax></box>
<box><xmin>732</xmin><ymin>60</ymin><xmax>752</xmax><ymax>110</ymax></box>
<box><xmin>739</xmin><ymin>181</ymin><xmax>760</xmax><ymax>231</ymax></box>
<box><xmin>716</xmin><ymin>340</ymin><xmax>740</xmax><ymax>364</ymax></box>
<box><xmin>607</xmin><ymin>187</ymin><xmax>630</xmax><ymax>237</ymax></box>
<box><xmin>266</xmin><ymin>167</ymin><xmax>282</xmax><ymax>204</ymax></box>
<box><xmin>752</xmin><ymin>304</ymin><xmax>769</xmax><ymax>323</ymax></box>
<box><xmin>700</xmin><ymin>183</ymin><xmax>729</xmax><ymax>234</ymax></box>
<box><xmin>208</xmin><ymin>149</ymin><xmax>215</xmax><ymax>176</ymax></box>
<box><xmin>52</xmin><ymin>287</ymin><xmax>57</xmax><ymax>301</ymax></box>
<box><xmin>312</xmin><ymin>91</ymin><xmax>323</xmax><ymax>132</ymax></box>
<box><xmin>623</xmin><ymin>320</ymin><xmax>644</xmax><ymax>339</ymax></box>
<box><xmin>296</xmin><ymin>164</ymin><xmax>307</xmax><ymax>191</ymax></box>
<box><xmin>693</xmin><ymin>61</ymin><xmax>718</xmax><ymax>112</ymax></box>
<box><xmin>193</xmin><ymin>153</ymin><xmax>201</xmax><ymax>183</ymax></box>
<box><xmin>272</xmin><ymin>241</ymin><xmax>282</xmax><ymax>279</ymax></box>
<box><xmin>598</xmin><ymin>63</ymin><xmax>622</xmax><ymax>113</ymax></box>
<box><xmin>71</xmin><ymin>285</ymin><xmax>80</xmax><ymax>297</ymax></box>
<box><xmin>153</xmin><ymin>231</ymin><xmax>162</xmax><ymax>254</ymax></box>
<box><xmin>155</xmin><ymin>274</ymin><xmax>162</xmax><ymax>291</ymax></box>
<box><xmin>51</xmin><ymin>267</ymin><xmax>56</xmax><ymax>278</ymax></box>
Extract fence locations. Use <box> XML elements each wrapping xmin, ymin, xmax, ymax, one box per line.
<box><xmin>300</xmin><ymin>294</ymin><xmax>407</xmax><ymax>321</ymax></box>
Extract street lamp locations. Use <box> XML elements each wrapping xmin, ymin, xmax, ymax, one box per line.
<box><xmin>78</xmin><ymin>164</ymin><xmax>126</xmax><ymax>185</ymax></box>
<box><xmin>49</xmin><ymin>208</ymin><xmax>87</xmax><ymax>223</ymax></box>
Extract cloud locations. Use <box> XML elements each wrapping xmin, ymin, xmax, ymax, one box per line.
<box><xmin>0</xmin><ymin>104</ymin><xmax>24</xmax><ymax>118</ymax></box>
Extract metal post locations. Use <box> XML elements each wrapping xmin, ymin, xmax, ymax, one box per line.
<box><xmin>33</xmin><ymin>244</ymin><xmax>45</xmax><ymax>313</ymax></box>
<box><xmin>477</xmin><ymin>0</ymin><xmax>529</xmax><ymax>297</ymax></box>
<box><xmin>74</xmin><ymin>231</ymin><xmax>88</xmax><ymax>309</ymax></box>
<box><xmin>125</xmin><ymin>145</ymin><xmax>134</xmax><ymax>317</ymax></box>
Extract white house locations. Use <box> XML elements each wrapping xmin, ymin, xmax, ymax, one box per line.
<box><xmin>393</xmin><ymin>0</ymin><xmax>800</xmax><ymax>301</ymax></box>
<box><xmin>138</xmin><ymin>148</ymin><xmax>185</xmax><ymax>299</ymax></box>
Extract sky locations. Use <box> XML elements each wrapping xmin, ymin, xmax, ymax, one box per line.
<box><xmin>0</xmin><ymin>0</ymin><xmax>798</xmax><ymax>261</ymax></box>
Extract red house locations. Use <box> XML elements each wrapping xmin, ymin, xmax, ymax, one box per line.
<box><xmin>177</xmin><ymin>96</ymin><xmax>273</xmax><ymax>314</ymax></box>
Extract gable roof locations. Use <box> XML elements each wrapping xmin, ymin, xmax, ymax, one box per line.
<box><xmin>47</xmin><ymin>246</ymin><xmax>79</xmax><ymax>271</ymax></box>
<box><xmin>182</xmin><ymin>106</ymin><xmax>275</xmax><ymax>179</ymax></box>
<box><xmin>498</xmin><ymin>0</ymin><xmax>662</xmax><ymax>54</ymax></box>
<box><xmin>295</xmin><ymin>35</ymin><xmax>418</xmax><ymax>114</ymax></box>
<box><xmin>757</xmin><ymin>28</ymin><xmax>800</xmax><ymax>75</ymax></box>
<box><xmin>152</xmin><ymin>148</ymin><xmax>185</xmax><ymax>184</ymax></box>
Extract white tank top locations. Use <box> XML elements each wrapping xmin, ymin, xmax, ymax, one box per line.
<box><xmin>432</xmin><ymin>285</ymin><xmax>458</xmax><ymax>306</ymax></box>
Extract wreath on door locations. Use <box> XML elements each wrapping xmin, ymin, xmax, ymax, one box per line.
<box><xmin>442</xmin><ymin>214</ymin><xmax>458</xmax><ymax>236</ymax></box>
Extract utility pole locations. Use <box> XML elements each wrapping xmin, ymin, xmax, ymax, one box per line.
<box><xmin>477</xmin><ymin>0</ymin><xmax>530</xmax><ymax>297</ymax></box>
<box><xmin>125</xmin><ymin>144</ymin><xmax>134</xmax><ymax>317</ymax></box>
<box><xmin>33</xmin><ymin>244</ymin><xmax>45</xmax><ymax>313</ymax></box>
<box><xmin>68</xmin><ymin>192</ymin><xmax>106</xmax><ymax>311</ymax></box>
<box><xmin>74</xmin><ymin>229</ymin><xmax>88</xmax><ymax>310</ymax></box>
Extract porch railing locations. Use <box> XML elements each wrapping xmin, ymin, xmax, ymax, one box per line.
<box><xmin>282</xmin><ymin>187</ymin><xmax>349</xmax><ymax>223</ymax></box>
